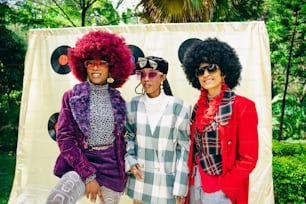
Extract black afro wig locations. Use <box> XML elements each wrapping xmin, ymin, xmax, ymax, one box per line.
<box><xmin>182</xmin><ymin>38</ymin><xmax>242</xmax><ymax>89</ymax></box>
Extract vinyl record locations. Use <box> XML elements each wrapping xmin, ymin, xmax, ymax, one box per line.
<box><xmin>48</xmin><ymin>112</ymin><xmax>59</xmax><ymax>141</ymax></box>
<box><xmin>50</xmin><ymin>45</ymin><xmax>71</xmax><ymax>74</ymax></box>
<box><xmin>178</xmin><ymin>38</ymin><xmax>202</xmax><ymax>64</ymax></box>
<box><xmin>128</xmin><ymin>44</ymin><xmax>145</xmax><ymax>74</ymax></box>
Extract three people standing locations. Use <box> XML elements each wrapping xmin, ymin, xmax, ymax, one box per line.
<box><xmin>48</xmin><ymin>31</ymin><xmax>258</xmax><ymax>204</ymax></box>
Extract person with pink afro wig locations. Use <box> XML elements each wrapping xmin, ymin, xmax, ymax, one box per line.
<box><xmin>47</xmin><ymin>31</ymin><xmax>134</xmax><ymax>204</ymax></box>
<box><xmin>68</xmin><ymin>30</ymin><xmax>134</xmax><ymax>88</ymax></box>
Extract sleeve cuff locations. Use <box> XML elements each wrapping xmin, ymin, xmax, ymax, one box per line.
<box><xmin>85</xmin><ymin>173</ymin><xmax>96</xmax><ymax>184</ymax></box>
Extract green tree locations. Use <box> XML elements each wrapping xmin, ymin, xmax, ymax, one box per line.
<box><xmin>8</xmin><ymin>0</ymin><xmax>121</xmax><ymax>28</ymax></box>
<box><xmin>135</xmin><ymin>0</ymin><xmax>263</xmax><ymax>23</ymax></box>
<box><xmin>0</xmin><ymin>3</ymin><xmax>26</xmax><ymax>152</ymax></box>
<box><xmin>265</xmin><ymin>0</ymin><xmax>305</xmax><ymax>140</ymax></box>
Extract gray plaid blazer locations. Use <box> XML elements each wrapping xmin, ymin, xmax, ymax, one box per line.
<box><xmin>125</xmin><ymin>94</ymin><xmax>191</xmax><ymax>204</ymax></box>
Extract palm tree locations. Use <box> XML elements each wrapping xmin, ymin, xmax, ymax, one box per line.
<box><xmin>135</xmin><ymin>0</ymin><xmax>231</xmax><ymax>23</ymax></box>
<box><xmin>135</xmin><ymin>0</ymin><xmax>264</xmax><ymax>23</ymax></box>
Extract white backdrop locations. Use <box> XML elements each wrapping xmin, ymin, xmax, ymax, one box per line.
<box><xmin>8</xmin><ymin>22</ymin><xmax>274</xmax><ymax>204</ymax></box>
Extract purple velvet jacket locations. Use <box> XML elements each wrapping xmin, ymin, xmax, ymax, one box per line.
<box><xmin>53</xmin><ymin>81</ymin><xmax>127</xmax><ymax>183</ymax></box>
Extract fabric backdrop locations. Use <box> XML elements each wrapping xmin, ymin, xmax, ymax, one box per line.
<box><xmin>8</xmin><ymin>22</ymin><xmax>274</xmax><ymax>204</ymax></box>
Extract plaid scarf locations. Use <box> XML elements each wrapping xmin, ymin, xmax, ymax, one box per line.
<box><xmin>192</xmin><ymin>86</ymin><xmax>236</xmax><ymax>175</ymax></box>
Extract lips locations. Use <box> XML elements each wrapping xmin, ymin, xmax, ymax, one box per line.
<box><xmin>204</xmin><ymin>78</ymin><xmax>214</xmax><ymax>84</ymax></box>
<box><xmin>143</xmin><ymin>82</ymin><xmax>151</xmax><ymax>88</ymax></box>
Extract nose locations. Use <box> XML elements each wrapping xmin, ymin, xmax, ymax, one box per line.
<box><xmin>93</xmin><ymin>64</ymin><xmax>98</xmax><ymax>70</ymax></box>
<box><xmin>203</xmin><ymin>69</ymin><xmax>210</xmax><ymax>76</ymax></box>
<box><xmin>143</xmin><ymin>73</ymin><xmax>150</xmax><ymax>80</ymax></box>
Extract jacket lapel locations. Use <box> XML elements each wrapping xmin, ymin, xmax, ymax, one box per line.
<box><xmin>69</xmin><ymin>82</ymin><xmax>90</xmax><ymax>138</ymax></box>
<box><xmin>69</xmin><ymin>82</ymin><xmax>126</xmax><ymax>141</ymax></box>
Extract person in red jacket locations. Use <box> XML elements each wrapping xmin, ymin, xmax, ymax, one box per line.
<box><xmin>181</xmin><ymin>38</ymin><xmax>259</xmax><ymax>204</ymax></box>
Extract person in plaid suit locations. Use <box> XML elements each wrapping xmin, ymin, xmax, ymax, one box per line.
<box><xmin>181</xmin><ymin>38</ymin><xmax>259</xmax><ymax>204</ymax></box>
<box><xmin>125</xmin><ymin>56</ymin><xmax>191</xmax><ymax>204</ymax></box>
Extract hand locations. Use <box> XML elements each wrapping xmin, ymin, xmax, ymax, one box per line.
<box><xmin>175</xmin><ymin>196</ymin><xmax>185</xmax><ymax>204</ymax></box>
<box><xmin>85</xmin><ymin>179</ymin><xmax>104</xmax><ymax>203</ymax></box>
<box><xmin>130</xmin><ymin>164</ymin><xmax>144</xmax><ymax>180</ymax></box>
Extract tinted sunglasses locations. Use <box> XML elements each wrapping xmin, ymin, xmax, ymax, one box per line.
<box><xmin>195</xmin><ymin>64</ymin><xmax>219</xmax><ymax>76</ymax></box>
<box><xmin>84</xmin><ymin>60</ymin><xmax>109</xmax><ymax>69</ymax></box>
<box><xmin>135</xmin><ymin>70</ymin><xmax>162</xmax><ymax>80</ymax></box>
<box><xmin>137</xmin><ymin>57</ymin><xmax>158</xmax><ymax>69</ymax></box>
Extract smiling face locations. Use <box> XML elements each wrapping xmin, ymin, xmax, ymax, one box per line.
<box><xmin>85</xmin><ymin>60</ymin><xmax>110</xmax><ymax>85</ymax></box>
<box><xmin>136</xmin><ymin>68</ymin><xmax>166</xmax><ymax>98</ymax></box>
<box><xmin>197</xmin><ymin>62</ymin><xmax>225</xmax><ymax>97</ymax></box>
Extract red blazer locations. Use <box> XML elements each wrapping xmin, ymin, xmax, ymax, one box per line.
<box><xmin>186</xmin><ymin>95</ymin><xmax>259</xmax><ymax>204</ymax></box>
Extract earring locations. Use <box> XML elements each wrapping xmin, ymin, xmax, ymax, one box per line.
<box><xmin>107</xmin><ymin>73</ymin><xmax>114</xmax><ymax>83</ymax></box>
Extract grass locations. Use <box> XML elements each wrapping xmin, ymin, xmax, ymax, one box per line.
<box><xmin>0</xmin><ymin>152</ymin><xmax>16</xmax><ymax>204</ymax></box>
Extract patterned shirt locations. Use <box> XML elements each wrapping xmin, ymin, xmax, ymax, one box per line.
<box><xmin>192</xmin><ymin>89</ymin><xmax>236</xmax><ymax>175</ymax></box>
<box><xmin>88</xmin><ymin>82</ymin><xmax>115</xmax><ymax>146</ymax></box>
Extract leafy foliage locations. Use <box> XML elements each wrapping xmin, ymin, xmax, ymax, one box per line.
<box><xmin>273</xmin><ymin>156</ymin><xmax>306</xmax><ymax>203</ymax></box>
<box><xmin>272</xmin><ymin>140</ymin><xmax>306</xmax><ymax>203</ymax></box>
<box><xmin>0</xmin><ymin>153</ymin><xmax>16</xmax><ymax>204</ymax></box>
<box><xmin>265</xmin><ymin>0</ymin><xmax>305</xmax><ymax>140</ymax></box>
<box><xmin>213</xmin><ymin>0</ymin><xmax>264</xmax><ymax>21</ymax></box>
<box><xmin>272</xmin><ymin>94</ymin><xmax>306</xmax><ymax>140</ymax></box>
<box><xmin>5</xmin><ymin>0</ymin><xmax>122</xmax><ymax>29</ymax></box>
<box><xmin>136</xmin><ymin>0</ymin><xmax>264</xmax><ymax>23</ymax></box>
<box><xmin>0</xmin><ymin>4</ymin><xmax>26</xmax><ymax>152</ymax></box>
<box><xmin>273</xmin><ymin>139</ymin><xmax>306</xmax><ymax>157</ymax></box>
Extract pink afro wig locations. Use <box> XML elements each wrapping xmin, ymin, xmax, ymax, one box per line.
<box><xmin>68</xmin><ymin>31</ymin><xmax>134</xmax><ymax>88</ymax></box>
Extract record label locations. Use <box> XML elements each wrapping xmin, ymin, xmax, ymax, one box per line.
<box><xmin>48</xmin><ymin>112</ymin><xmax>59</xmax><ymax>141</ymax></box>
<box><xmin>50</xmin><ymin>45</ymin><xmax>71</xmax><ymax>74</ymax></box>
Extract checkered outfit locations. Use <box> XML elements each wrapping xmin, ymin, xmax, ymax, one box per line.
<box><xmin>192</xmin><ymin>90</ymin><xmax>235</xmax><ymax>175</ymax></box>
<box><xmin>125</xmin><ymin>94</ymin><xmax>191</xmax><ymax>204</ymax></box>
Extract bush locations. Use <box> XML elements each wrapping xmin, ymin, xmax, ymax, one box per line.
<box><xmin>273</xmin><ymin>139</ymin><xmax>306</xmax><ymax>157</ymax></box>
<box><xmin>272</xmin><ymin>140</ymin><xmax>306</xmax><ymax>204</ymax></box>
<box><xmin>0</xmin><ymin>153</ymin><xmax>16</xmax><ymax>204</ymax></box>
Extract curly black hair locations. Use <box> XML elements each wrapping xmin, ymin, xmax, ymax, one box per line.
<box><xmin>182</xmin><ymin>38</ymin><xmax>242</xmax><ymax>89</ymax></box>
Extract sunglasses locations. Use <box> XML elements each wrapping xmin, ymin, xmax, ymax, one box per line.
<box><xmin>84</xmin><ymin>60</ymin><xmax>109</xmax><ymax>69</ymax></box>
<box><xmin>135</xmin><ymin>70</ymin><xmax>162</xmax><ymax>80</ymax></box>
<box><xmin>195</xmin><ymin>64</ymin><xmax>219</xmax><ymax>76</ymax></box>
<box><xmin>137</xmin><ymin>57</ymin><xmax>158</xmax><ymax>69</ymax></box>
